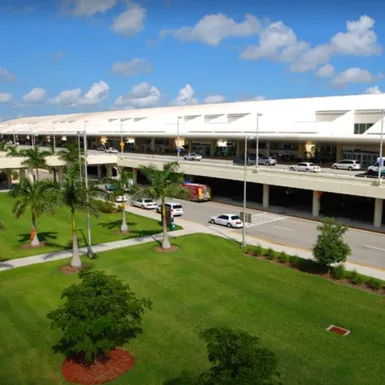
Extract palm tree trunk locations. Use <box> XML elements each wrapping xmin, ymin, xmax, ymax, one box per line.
<box><xmin>53</xmin><ymin>168</ymin><xmax>57</xmax><ymax>183</ymax></box>
<box><xmin>161</xmin><ymin>198</ymin><xmax>171</xmax><ymax>249</ymax></box>
<box><xmin>71</xmin><ymin>210</ymin><xmax>82</xmax><ymax>268</ymax></box>
<box><xmin>31</xmin><ymin>213</ymin><xmax>40</xmax><ymax>247</ymax></box>
<box><xmin>120</xmin><ymin>201</ymin><xmax>128</xmax><ymax>232</ymax></box>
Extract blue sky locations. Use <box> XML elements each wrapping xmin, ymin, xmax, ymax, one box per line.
<box><xmin>0</xmin><ymin>0</ymin><xmax>384</xmax><ymax>120</ymax></box>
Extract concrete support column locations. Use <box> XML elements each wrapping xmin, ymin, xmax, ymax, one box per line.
<box><xmin>97</xmin><ymin>165</ymin><xmax>102</xmax><ymax>180</ymax></box>
<box><xmin>188</xmin><ymin>141</ymin><xmax>192</xmax><ymax>152</ymax></box>
<box><xmin>266</xmin><ymin>141</ymin><xmax>271</xmax><ymax>156</ymax></box>
<box><xmin>262</xmin><ymin>184</ymin><xmax>270</xmax><ymax>208</ymax></box>
<box><xmin>236</xmin><ymin>139</ymin><xmax>245</xmax><ymax>157</ymax></box>
<box><xmin>373</xmin><ymin>198</ymin><xmax>383</xmax><ymax>228</ymax></box>
<box><xmin>107</xmin><ymin>165</ymin><xmax>113</xmax><ymax>178</ymax></box>
<box><xmin>132</xmin><ymin>168</ymin><xmax>138</xmax><ymax>184</ymax></box>
<box><xmin>150</xmin><ymin>138</ymin><xmax>155</xmax><ymax>152</ymax></box>
<box><xmin>210</xmin><ymin>140</ymin><xmax>216</xmax><ymax>156</ymax></box>
<box><xmin>336</xmin><ymin>143</ymin><xmax>343</xmax><ymax>162</ymax></box>
<box><xmin>312</xmin><ymin>190</ymin><xmax>321</xmax><ymax>217</ymax></box>
<box><xmin>19</xmin><ymin>168</ymin><xmax>26</xmax><ymax>180</ymax></box>
<box><xmin>57</xmin><ymin>167</ymin><xmax>64</xmax><ymax>183</ymax></box>
<box><xmin>6</xmin><ymin>172</ymin><xmax>12</xmax><ymax>189</ymax></box>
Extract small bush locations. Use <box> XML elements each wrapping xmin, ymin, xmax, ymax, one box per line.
<box><xmin>117</xmin><ymin>206</ymin><xmax>123</xmax><ymax>212</ymax></box>
<box><xmin>279</xmin><ymin>252</ymin><xmax>290</xmax><ymax>264</ymax></box>
<box><xmin>289</xmin><ymin>255</ymin><xmax>301</xmax><ymax>268</ymax></box>
<box><xmin>243</xmin><ymin>246</ymin><xmax>255</xmax><ymax>255</ymax></box>
<box><xmin>366</xmin><ymin>277</ymin><xmax>383</xmax><ymax>291</ymax></box>
<box><xmin>254</xmin><ymin>245</ymin><xmax>264</xmax><ymax>256</ymax></box>
<box><xmin>266</xmin><ymin>248</ymin><xmax>278</xmax><ymax>260</ymax></box>
<box><xmin>331</xmin><ymin>264</ymin><xmax>346</xmax><ymax>280</ymax></box>
<box><xmin>92</xmin><ymin>199</ymin><xmax>115</xmax><ymax>214</ymax></box>
<box><xmin>349</xmin><ymin>270</ymin><xmax>364</xmax><ymax>286</ymax></box>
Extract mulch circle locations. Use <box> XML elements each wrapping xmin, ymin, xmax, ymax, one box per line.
<box><xmin>62</xmin><ymin>349</ymin><xmax>135</xmax><ymax>385</ymax></box>
<box><xmin>59</xmin><ymin>264</ymin><xmax>86</xmax><ymax>275</ymax></box>
<box><xmin>154</xmin><ymin>245</ymin><xmax>180</xmax><ymax>253</ymax></box>
<box><xmin>115</xmin><ymin>230</ymin><xmax>135</xmax><ymax>235</ymax></box>
<box><xmin>20</xmin><ymin>241</ymin><xmax>47</xmax><ymax>250</ymax></box>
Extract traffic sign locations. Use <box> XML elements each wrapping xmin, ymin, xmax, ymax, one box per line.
<box><xmin>120</xmin><ymin>141</ymin><xmax>125</xmax><ymax>149</ymax></box>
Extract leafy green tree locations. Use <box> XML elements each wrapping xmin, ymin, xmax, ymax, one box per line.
<box><xmin>60</xmin><ymin>166</ymin><xmax>101</xmax><ymax>268</ymax></box>
<box><xmin>135</xmin><ymin>161</ymin><xmax>187</xmax><ymax>249</ymax></box>
<box><xmin>47</xmin><ymin>267</ymin><xmax>152</xmax><ymax>365</ymax></box>
<box><xmin>6</xmin><ymin>145</ymin><xmax>25</xmax><ymax>158</ymax></box>
<box><xmin>104</xmin><ymin>168</ymin><xmax>135</xmax><ymax>232</ymax></box>
<box><xmin>21</xmin><ymin>145</ymin><xmax>51</xmax><ymax>181</ymax></box>
<box><xmin>9</xmin><ymin>178</ymin><xmax>59</xmax><ymax>246</ymax></box>
<box><xmin>313</xmin><ymin>217</ymin><xmax>351</xmax><ymax>272</ymax></box>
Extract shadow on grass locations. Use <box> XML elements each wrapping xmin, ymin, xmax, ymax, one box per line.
<box><xmin>98</xmin><ymin>220</ymin><xmax>136</xmax><ymax>230</ymax></box>
<box><xmin>17</xmin><ymin>231</ymin><xmax>58</xmax><ymax>244</ymax></box>
<box><xmin>295</xmin><ymin>258</ymin><xmax>328</xmax><ymax>275</ymax></box>
<box><xmin>163</xmin><ymin>371</ymin><xmax>196</xmax><ymax>385</ymax></box>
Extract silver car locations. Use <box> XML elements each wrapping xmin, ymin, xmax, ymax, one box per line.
<box><xmin>184</xmin><ymin>152</ymin><xmax>202</xmax><ymax>161</ymax></box>
<box><xmin>257</xmin><ymin>156</ymin><xmax>277</xmax><ymax>166</ymax></box>
<box><xmin>332</xmin><ymin>159</ymin><xmax>361</xmax><ymax>171</ymax></box>
<box><xmin>290</xmin><ymin>162</ymin><xmax>321</xmax><ymax>173</ymax></box>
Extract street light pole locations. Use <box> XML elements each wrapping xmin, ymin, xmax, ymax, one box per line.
<box><xmin>177</xmin><ymin>116</ymin><xmax>180</xmax><ymax>162</ymax></box>
<box><xmin>255</xmin><ymin>113</ymin><xmax>262</xmax><ymax>172</ymax></box>
<box><xmin>120</xmin><ymin>119</ymin><xmax>124</xmax><ymax>157</ymax></box>
<box><xmin>77</xmin><ymin>132</ymin><xmax>82</xmax><ymax>179</ymax></box>
<box><xmin>83</xmin><ymin>121</ymin><xmax>93</xmax><ymax>258</ymax></box>
<box><xmin>378</xmin><ymin>109</ymin><xmax>385</xmax><ymax>184</ymax></box>
<box><xmin>242</xmin><ymin>135</ymin><xmax>248</xmax><ymax>247</ymax></box>
<box><xmin>53</xmin><ymin>122</ymin><xmax>56</xmax><ymax>153</ymax></box>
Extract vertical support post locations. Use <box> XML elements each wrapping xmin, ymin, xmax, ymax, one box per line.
<box><xmin>374</xmin><ymin>198</ymin><xmax>383</xmax><ymax>228</ymax></box>
<box><xmin>242</xmin><ymin>136</ymin><xmax>248</xmax><ymax>247</ymax></box>
<box><xmin>107</xmin><ymin>165</ymin><xmax>113</xmax><ymax>178</ymax></box>
<box><xmin>312</xmin><ymin>190</ymin><xmax>321</xmax><ymax>217</ymax></box>
<box><xmin>83</xmin><ymin>124</ymin><xmax>93</xmax><ymax>258</ymax></box>
<box><xmin>97</xmin><ymin>165</ymin><xmax>102</xmax><ymax>180</ymax></box>
<box><xmin>57</xmin><ymin>167</ymin><xmax>64</xmax><ymax>183</ymax></box>
<box><xmin>132</xmin><ymin>168</ymin><xmax>138</xmax><ymax>184</ymax></box>
<box><xmin>177</xmin><ymin>116</ymin><xmax>180</xmax><ymax>161</ymax></box>
<box><xmin>263</xmin><ymin>184</ymin><xmax>270</xmax><ymax>208</ymax></box>
<box><xmin>378</xmin><ymin>109</ymin><xmax>384</xmax><ymax>183</ymax></box>
<box><xmin>53</xmin><ymin>122</ymin><xmax>56</xmax><ymax>152</ymax></box>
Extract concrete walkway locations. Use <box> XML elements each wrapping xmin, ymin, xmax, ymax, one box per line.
<box><xmin>1</xmin><ymin>206</ymin><xmax>385</xmax><ymax>282</ymax></box>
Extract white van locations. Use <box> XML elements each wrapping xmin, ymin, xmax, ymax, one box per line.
<box><xmin>156</xmin><ymin>202</ymin><xmax>184</xmax><ymax>216</ymax></box>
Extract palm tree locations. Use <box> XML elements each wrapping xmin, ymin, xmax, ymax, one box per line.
<box><xmin>6</xmin><ymin>145</ymin><xmax>25</xmax><ymax>157</ymax></box>
<box><xmin>105</xmin><ymin>169</ymin><xmax>135</xmax><ymax>233</ymax></box>
<box><xmin>58</xmin><ymin>143</ymin><xmax>83</xmax><ymax>166</ymax></box>
<box><xmin>21</xmin><ymin>145</ymin><xmax>51</xmax><ymax>181</ymax></box>
<box><xmin>60</xmin><ymin>165</ymin><xmax>100</xmax><ymax>268</ymax></box>
<box><xmin>134</xmin><ymin>161</ymin><xmax>187</xmax><ymax>249</ymax></box>
<box><xmin>9</xmin><ymin>178</ymin><xmax>59</xmax><ymax>247</ymax></box>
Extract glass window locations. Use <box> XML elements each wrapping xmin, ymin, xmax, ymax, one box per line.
<box><xmin>231</xmin><ymin>216</ymin><xmax>241</xmax><ymax>220</ymax></box>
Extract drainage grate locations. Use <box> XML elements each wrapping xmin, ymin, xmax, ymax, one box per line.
<box><xmin>327</xmin><ymin>325</ymin><xmax>351</xmax><ymax>336</ymax></box>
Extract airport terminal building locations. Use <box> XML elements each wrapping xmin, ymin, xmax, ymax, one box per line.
<box><xmin>1</xmin><ymin>93</ymin><xmax>385</xmax><ymax>166</ymax></box>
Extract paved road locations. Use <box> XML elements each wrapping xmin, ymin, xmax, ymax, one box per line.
<box><xmin>134</xmin><ymin>197</ymin><xmax>385</xmax><ymax>270</ymax></box>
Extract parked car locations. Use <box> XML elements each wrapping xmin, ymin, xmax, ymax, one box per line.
<box><xmin>257</xmin><ymin>156</ymin><xmax>277</xmax><ymax>166</ymax></box>
<box><xmin>105</xmin><ymin>147</ymin><xmax>119</xmax><ymax>154</ymax></box>
<box><xmin>105</xmin><ymin>184</ymin><xmax>116</xmax><ymax>191</ymax></box>
<box><xmin>130</xmin><ymin>198</ymin><xmax>158</xmax><ymax>210</ymax></box>
<box><xmin>184</xmin><ymin>152</ymin><xmax>202</xmax><ymax>161</ymax></box>
<box><xmin>368</xmin><ymin>157</ymin><xmax>385</xmax><ymax>172</ymax></box>
<box><xmin>156</xmin><ymin>202</ymin><xmax>184</xmax><ymax>216</ymax></box>
<box><xmin>233</xmin><ymin>156</ymin><xmax>255</xmax><ymax>166</ymax></box>
<box><xmin>290</xmin><ymin>162</ymin><xmax>321</xmax><ymax>173</ymax></box>
<box><xmin>115</xmin><ymin>195</ymin><xmax>128</xmax><ymax>203</ymax></box>
<box><xmin>209</xmin><ymin>214</ymin><xmax>244</xmax><ymax>228</ymax></box>
<box><xmin>332</xmin><ymin>159</ymin><xmax>361</xmax><ymax>171</ymax></box>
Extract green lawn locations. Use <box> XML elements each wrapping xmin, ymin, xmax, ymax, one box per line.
<box><xmin>0</xmin><ymin>234</ymin><xmax>384</xmax><ymax>385</ymax></box>
<box><xmin>0</xmin><ymin>194</ymin><xmax>166</xmax><ymax>261</ymax></box>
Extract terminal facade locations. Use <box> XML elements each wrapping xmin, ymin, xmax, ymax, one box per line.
<box><xmin>1</xmin><ymin>93</ymin><xmax>385</xmax><ymax>166</ymax></box>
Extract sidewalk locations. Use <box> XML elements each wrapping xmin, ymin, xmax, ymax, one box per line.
<box><xmin>1</xmin><ymin>206</ymin><xmax>385</xmax><ymax>282</ymax></box>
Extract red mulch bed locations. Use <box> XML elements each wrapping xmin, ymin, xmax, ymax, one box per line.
<box><xmin>62</xmin><ymin>349</ymin><xmax>135</xmax><ymax>385</ymax></box>
<box><xmin>59</xmin><ymin>265</ymin><xmax>86</xmax><ymax>275</ymax></box>
<box><xmin>154</xmin><ymin>245</ymin><xmax>180</xmax><ymax>253</ymax></box>
<box><xmin>20</xmin><ymin>241</ymin><xmax>47</xmax><ymax>249</ymax></box>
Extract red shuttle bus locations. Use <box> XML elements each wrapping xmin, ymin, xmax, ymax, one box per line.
<box><xmin>182</xmin><ymin>182</ymin><xmax>211</xmax><ymax>202</ymax></box>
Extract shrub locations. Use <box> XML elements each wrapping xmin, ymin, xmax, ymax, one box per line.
<box><xmin>243</xmin><ymin>246</ymin><xmax>255</xmax><ymax>255</ymax></box>
<box><xmin>266</xmin><ymin>248</ymin><xmax>277</xmax><ymax>260</ymax></box>
<box><xmin>331</xmin><ymin>264</ymin><xmax>347</xmax><ymax>280</ymax></box>
<box><xmin>313</xmin><ymin>218</ymin><xmax>351</xmax><ymax>272</ymax></box>
<box><xmin>47</xmin><ymin>267</ymin><xmax>152</xmax><ymax>365</ymax></box>
<box><xmin>349</xmin><ymin>270</ymin><xmax>364</xmax><ymax>286</ymax></box>
<box><xmin>254</xmin><ymin>245</ymin><xmax>264</xmax><ymax>256</ymax></box>
<box><xmin>366</xmin><ymin>277</ymin><xmax>383</xmax><ymax>291</ymax></box>
<box><xmin>289</xmin><ymin>255</ymin><xmax>301</xmax><ymax>268</ymax></box>
<box><xmin>279</xmin><ymin>252</ymin><xmax>290</xmax><ymax>264</ymax></box>
<box><xmin>92</xmin><ymin>199</ymin><xmax>115</xmax><ymax>214</ymax></box>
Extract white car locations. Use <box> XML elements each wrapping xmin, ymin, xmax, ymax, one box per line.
<box><xmin>130</xmin><ymin>198</ymin><xmax>158</xmax><ymax>210</ymax></box>
<box><xmin>332</xmin><ymin>159</ymin><xmax>361</xmax><ymax>171</ymax></box>
<box><xmin>209</xmin><ymin>214</ymin><xmax>244</xmax><ymax>228</ymax></box>
<box><xmin>184</xmin><ymin>152</ymin><xmax>202</xmax><ymax>161</ymax></box>
<box><xmin>105</xmin><ymin>147</ymin><xmax>119</xmax><ymax>154</ymax></box>
<box><xmin>115</xmin><ymin>195</ymin><xmax>128</xmax><ymax>203</ymax></box>
<box><xmin>290</xmin><ymin>162</ymin><xmax>321</xmax><ymax>173</ymax></box>
<box><xmin>156</xmin><ymin>202</ymin><xmax>184</xmax><ymax>216</ymax></box>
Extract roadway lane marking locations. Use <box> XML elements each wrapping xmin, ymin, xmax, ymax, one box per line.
<box><xmin>364</xmin><ymin>245</ymin><xmax>385</xmax><ymax>252</ymax></box>
<box><xmin>273</xmin><ymin>225</ymin><xmax>294</xmax><ymax>231</ymax></box>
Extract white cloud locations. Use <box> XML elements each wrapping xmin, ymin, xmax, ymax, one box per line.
<box><xmin>0</xmin><ymin>93</ymin><xmax>13</xmax><ymax>103</ymax></box>
<box><xmin>112</xmin><ymin>82</ymin><xmax>161</xmax><ymax>109</ymax></box>
<box><xmin>0</xmin><ymin>67</ymin><xmax>16</xmax><ymax>82</ymax></box>
<box><xmin>23</xmin><ymin>88</ymin><xmax>47</xmax><ymax>104</ymax></box>
<box><xmin>364</xmin><ymin>86</ymin><xmax>382</xmax><ymax>94</ymax></box>
<box><xmin>49</xmin><ymin>80</ymin><xmax>109</xmax><ymax>106</ymax></box>
<box><xmin>331</xmin><ymin>67</ymin><xmax>382</xmax><ymax>86</ymax></box>
<box><xmin>171</xmin><ymin>84</ymin><xmax>199</xmax><ymax>106</ymax></box>
<box><xmin>111</xmin><ymin>58</ymin><xmax>153</xmax><ymax>76</ymax></box>
<box><xmin>64</xmin><ymin>0</ymin><xmax>117</xmax><ymax>17</ymax></box>
<box><xmin>241</xmin><ymin>15</ymin><xmax>382</xmax><ymax>74</ymax></box>
<box><xmin>111</xmin><ymin>3</ymin><xmax>147</xmax><ymax>37</ymax></box>
<box><xmin>160</xmin><ymin>13</ymin><xmax>260</xmax><ymax>46</ymax></box>
<box><xmin>316</xmin><ymin>64</ymin><xmax>335</xmax><ymax>78</ymax></box>
<box><xmin>330</xmin><ymin>15</ymin><xmax>381</xmax><ymax>56</ymax></box>
<box><xmin>203</xmin><ymin>94</ymin><xmax>226</xmax><ymax>104</ymax></box>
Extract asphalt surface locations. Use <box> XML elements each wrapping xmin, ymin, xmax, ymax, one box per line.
<box><xmin>134</xmin><ymin>197</ymin><xmax>385</xmax><ymax>270</ymax></box>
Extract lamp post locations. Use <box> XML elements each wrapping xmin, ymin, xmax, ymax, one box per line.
<box><xmin>242</xmin><ymin>135</ymin><xmax>254</xmax><ymax>247</ymax></box>
<box><xmin>255</xmin><ymin>113</ymin><xmax>263</xmax><ymax>171</ymax></box>
<box><xmin>120</xmin><ymin>119</ymin><xmax>124</xmax><ymax>157</ymax></box>
<box><xmin>77</xmin><ymin>131</ymin><xmax>82</xmax><ymax>179</ymax></box>
<box><xmin>12</xmin><ymin>129</ymin><xmax>16</xmax><ymax>145</ymax></box>
<box><xmin>176</xmin><ymin>116</ymin><xmax>181</xmax><ymax>162</ymax></box>
<box><xmin>378</xmin><ymin>109</ymin><xmax>385</xmax><ymax>183</ymax></box>
<box><xmin>52</xmin><ymin>122</ymin><xmax>56</xmax><ymax>153</ymax></box>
